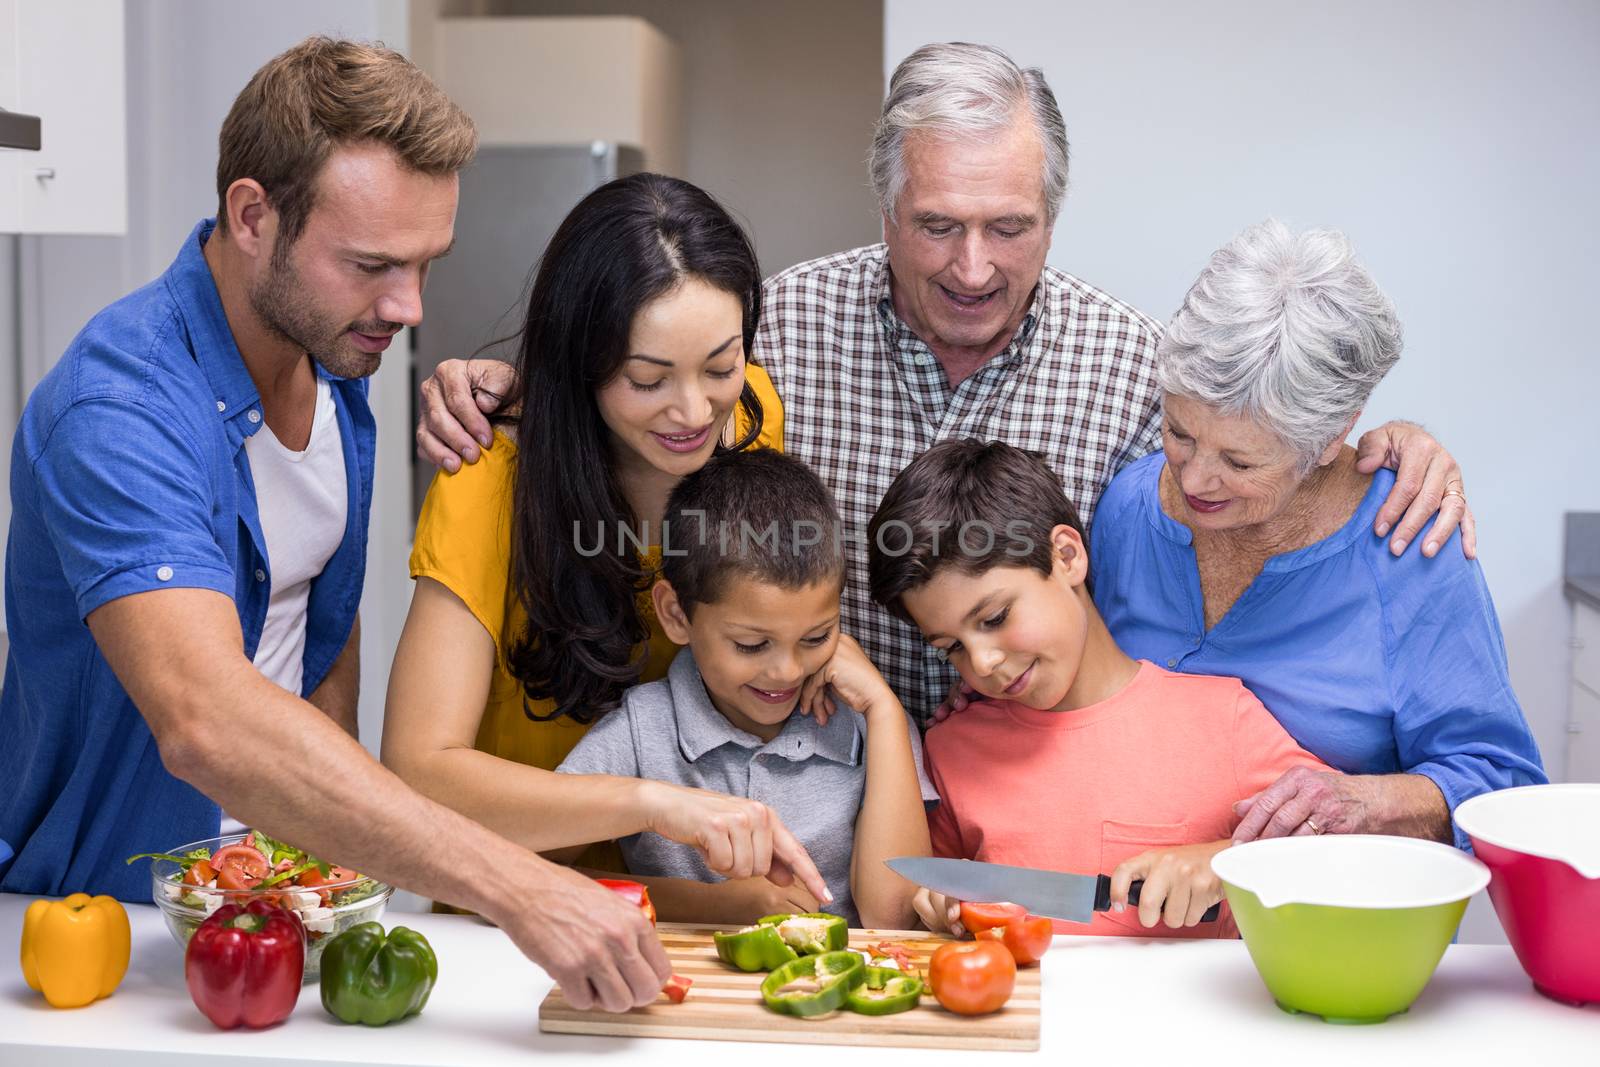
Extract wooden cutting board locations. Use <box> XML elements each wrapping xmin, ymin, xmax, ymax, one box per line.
<box><xmin>538</xmin><ymin>922</ymin><xmax>1041</xmax><ymax>1051</ymax></box>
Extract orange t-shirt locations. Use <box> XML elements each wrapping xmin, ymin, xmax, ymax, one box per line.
<box><xmin>924</xmin><ymin>660</ymin><xmax>1331</xmax><ymax>939</ymax></box>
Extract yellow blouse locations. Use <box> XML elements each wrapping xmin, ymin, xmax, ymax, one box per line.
<box><xmin>409</xmin><ymin>362</ymin><xmax>784</xmax><ymax>780</ymax></box>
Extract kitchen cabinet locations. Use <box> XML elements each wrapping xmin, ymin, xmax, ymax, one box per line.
<box><xmin>0</xmin><ymin>0</ymin><xmax>126</xmax><ymax>234</ymax></box>
<box><xmin>1569</xmin><ymin>676</ymin><xmax>1600</xmax><ymax>784</ymax></box>
<box><xmin>1569</xmin><ymin>598</ymin><xmax>1600</xmax><ymax>781</ymax></box>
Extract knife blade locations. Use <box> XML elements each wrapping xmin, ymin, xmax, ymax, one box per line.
<box><xmin>886</xmin><ymin>856</ymin><xmax>1221</xmax><ymax>925</ymax></box>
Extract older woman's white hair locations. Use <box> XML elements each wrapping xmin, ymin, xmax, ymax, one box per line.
<box><xmin>1157</xmin><ymin>220</ymin><xmax>1403</xmax><ymax>471</ymax></box>
<box><xmin>869</xmin><ymin>42</ymin><xmax>1069</xmax><ymax>223</ymax></box>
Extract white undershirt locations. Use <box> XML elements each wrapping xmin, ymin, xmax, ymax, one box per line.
<box><xmin>246</xmin><ymin>376</ymin><xmax>348</xmax><ymax>694</ymax></box>
<box><xmin>222</xmin><ymin>379</ymin><xmax>347</xmax><ymax>839</ymax></box>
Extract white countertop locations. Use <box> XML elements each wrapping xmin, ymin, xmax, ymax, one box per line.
<box><xmin>0</xmin><ymin>892</ymin><xmax>1591</xmax><ymax>1065</ymax></box>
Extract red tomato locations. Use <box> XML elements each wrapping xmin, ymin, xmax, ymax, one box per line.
<box><xmin>958</xmin><ymin>901</ymin><xmax>1027</xmax><ymax>933</ymax></box>
<box><xmin>928</xmin><ymin>941</ymin><xmax>1016</xmax><ymax>1016</ymax></box>
<box><xmin>662</xmin><ymin>974</ymin><xmax>692</xmax><ymax>1004</ymax></box>
<box><xmin>214</xmin><ymin>865</ymin><xmax>260</xmax><ymax>891</ymax></box>
<box><xmin>976</xmin><ymin>914</ymin><xmax>1054</xmax><ymax>967</ymax></box>
<box><xmin>295</xmin><ymin>866</ymin><xmax>333</xmax><ymax>905</ymax></box>
<box><xmin>212</xmin><ymin>844</ymin><xmax>270</xmax><ymax>879</ymax></box>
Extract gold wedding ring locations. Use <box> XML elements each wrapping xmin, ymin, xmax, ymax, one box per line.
<box><xmin>1304</xmin><ymin>816</ymin><xmax>1323</xmax><ymax>835</ymax></box>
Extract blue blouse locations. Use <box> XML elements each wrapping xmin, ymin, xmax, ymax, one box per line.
<box><xmin>1089</xmin><ymin>453</ymin><xmax>1546</xmax><ymax>849</ymax></box>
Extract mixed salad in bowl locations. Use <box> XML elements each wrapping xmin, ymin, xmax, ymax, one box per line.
<box><xmin>129</xmin><ymin>829</ymin><xmax>391</xmax><ymax>977</ymax></box>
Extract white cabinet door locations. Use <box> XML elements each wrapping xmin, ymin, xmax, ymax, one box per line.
<box><xmin>0</xmin><ymin>0</ymin><xmax>126</xmax><ymax>234</ymax></box>
<box><xmin>1573</xmin><ymin>600</ymin><xmax>1600</xmax><ymax>696</ymax></box>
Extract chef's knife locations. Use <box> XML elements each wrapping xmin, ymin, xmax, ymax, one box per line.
<box><xmin>887</xmin><ymin>856</ymin><xmax>1222</xmax><ymax>925</ymax></box>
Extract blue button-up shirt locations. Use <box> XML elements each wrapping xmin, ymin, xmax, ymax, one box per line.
<box><xmin>0</xmin><ymin>219</ymin><xmax>375</xmax><ymax>900</ymax></box>
<box><xmin>1090</xmin><ymin>453</ymin><xmax>1546</xmax><ymax>849</ymax></box>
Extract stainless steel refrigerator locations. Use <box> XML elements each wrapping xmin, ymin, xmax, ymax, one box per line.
<box><xmin>410</xmin><ymin>142</ymin><xmax>644</xmax><ymax>518</ymax></box>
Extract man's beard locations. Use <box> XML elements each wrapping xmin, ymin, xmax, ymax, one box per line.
<box><xmin>248</xmin><ymin>246</ymin><xmax>396</xmax><ymax>380</ymax></box>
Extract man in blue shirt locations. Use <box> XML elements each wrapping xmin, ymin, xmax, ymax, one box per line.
<box><xmin>0</xmin><ymin>36</ymin><xmax>825</xmax><ymax>1014</ymax></box>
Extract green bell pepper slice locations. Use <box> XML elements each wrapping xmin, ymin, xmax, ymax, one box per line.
<box><xmin>714</xmin><ymin>924</ymin><xmax>800</xmax><ymax>972</ymax></box>
<box><xmin>319</xmin><ymin>922</ymin><xmax>438</xmax><ymax>1026</ymax></box>
<box><xmin>760</xmin><ymin>950</ymin><xmax>865</xmax><ymax>1017</ymax></box>
<box><xmin>756</xmin><ymin>912</ymin><xmax>848</xmax><ymax>956</ymax></box>
<box><xmin>846</xmin><ymin>966</ymin><xmax>924</xmax><ymax>1016</ymax></box>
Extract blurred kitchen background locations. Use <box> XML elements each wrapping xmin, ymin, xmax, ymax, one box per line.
<box><xmin>1</xmin><ymin>1</ymin><xmax>1596</xmax><ymax>940</ymax></box>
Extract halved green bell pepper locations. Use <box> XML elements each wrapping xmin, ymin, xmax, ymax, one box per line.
<box><xmin>846</xmin><ymin>966</ymin><xmax>924</xmax><ymax>1015</ymax></box>
<box><xmin>319</xmin><ymin>922</ymin><xmax>437</xmax><ymax>1026</ymax></box>
<box><xmin>757</xmin><ymin>912</ymin><xmax>848</xmax><ymax>956</ymax></box>
<box><xmin>760</xmin><ymin>950</ymin><xmax>865</xmax><ymax>1017</ymax></box>
<box><xmin>714</xmin><ymin>924</ymin><xmax>799</xmax><ymax>972</ymax></box>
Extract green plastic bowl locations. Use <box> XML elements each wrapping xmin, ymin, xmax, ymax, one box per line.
<box><xmin>1211</xmin><ymin>835</ymin><xmax>1488</xmax><ymax>1024</ymax></box>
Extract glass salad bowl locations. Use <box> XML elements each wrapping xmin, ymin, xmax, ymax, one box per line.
<box><xmin>143</xmin><ymin>832</ymin><xmax>392</xmax><ymax>979</ymax></box>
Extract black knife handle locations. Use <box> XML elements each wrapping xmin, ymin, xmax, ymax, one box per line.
<box><xmin>1093</xmin><ymin>874</ymin><xmax>1222</xmax><ymax>923</ymax></box>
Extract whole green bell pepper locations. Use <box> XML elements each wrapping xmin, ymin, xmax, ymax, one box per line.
<box><xmin>846</xmin><ymin>966</ymin><xmax>924</xmax><ymax>1016</ymax></box>
<box><xmin>760</xmin><ymin>950</ymin><xmax>865</xmax><ymax>1017</ymax></box>
<box><xmin>757</xmin><ymin>912</ymin><xmax>848</xmax><ymax>955</ymax></box>
<box><xmin>319</xmin><ymin>922</ymin><xmax>437</xmax><ymax>1026</ymax></box>
<box><xmin>714</xmin><ymin>924</ymin><xmax>800</xmax><ymax>972</ymax></box>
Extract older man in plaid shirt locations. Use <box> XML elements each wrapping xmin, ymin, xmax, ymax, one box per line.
<box><xmin>420</xmin><ymin>43</ymin><xmax>1472</xmax><ymax>721</ymax></box>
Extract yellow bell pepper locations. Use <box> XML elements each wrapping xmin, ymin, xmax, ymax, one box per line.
<box><xmin>20</xmin><ymin>893</ymin><xmax>131</xmax><ymax>1008</ymax></box>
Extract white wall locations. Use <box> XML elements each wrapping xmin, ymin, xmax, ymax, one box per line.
<box><xmin>3</xmin><ymin>0</ymin><xmax>417</xmax><ymax>758</ymax></box>
<box><xmin>885</xmin><ymin>0</ymin><xmax>1600</xmax><ymax>941</ymax></box>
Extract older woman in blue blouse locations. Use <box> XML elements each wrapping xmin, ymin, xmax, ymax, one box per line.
<box><xmin>1089</xmin><ymin>220</ymin><xmax>1545</xmax><ymax>848</ymax></box>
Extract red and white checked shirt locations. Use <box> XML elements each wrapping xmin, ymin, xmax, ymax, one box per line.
<box><xmin>755</xmin><ymin>243</ymin><xmax>1165</xmax><ymax>721</ymax></box>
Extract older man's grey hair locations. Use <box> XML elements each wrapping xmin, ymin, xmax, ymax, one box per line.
<box><xmin>869</xmin><ymin>42</ymin><xmax>1069</xmax><ymax>224</ymax></box>
<box><xmin>1157</xmin><ymin>220</ymin><xmax>1403</xmax><ymax>471</ymax></box>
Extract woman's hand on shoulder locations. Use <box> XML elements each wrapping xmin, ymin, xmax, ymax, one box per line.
<box><xmin>1355</xmin><ymin>421</ymin><xmax>1475</xmax><ymax>559</ymax></box>
<box><xmin>931</xmin><ymin>676</ymin><xmax>980</xmax><ymax>724</ymax></box>
<box><xmin>417</xmin><ymin>357</ymin><xmax>519</xmax><ymax>472</ymax></box>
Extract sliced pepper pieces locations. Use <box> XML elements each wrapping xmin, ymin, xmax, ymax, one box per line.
<box><xmin>20</xmin><ymin>894</ymin><xmax>131</xmax><ymax>1009</ymax></box>
<box><xmin>846</xmin><ymin>966</ymin><xmax>924</xmax><ymax>1016</ymax></box>
<box><xmin>757</xmin><ymin>912</ymin><xmax>848</xmax><ymax>956</ymax></box>
<box><xmin>320</xmin><ymin>922</ymin><xmax>438</xmax><ymax>1026</ymax></box>
<box><xmin>596</xmin><ymin>878</ymin><xmax>656</xmax><ymax>926</ymax></box>
<box><xmin>714</xmin><ymin>924</ymin><xmax>800</xmax><ymax>972</ymax></box>
<box><xmin>760</xmin><ymin>950</ymin><xmax>865</xmax><ymax>1017</ymax></box>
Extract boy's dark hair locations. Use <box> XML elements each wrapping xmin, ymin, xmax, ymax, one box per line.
<box><xmin>867</xmin><ymin>439</ymin><xmax>1090</xmax><ymax>623</ymax></box>
<box><xmin>663</xmin><ymin>450</ymin><xmax>844</xmax><ymax>616</ymax></box>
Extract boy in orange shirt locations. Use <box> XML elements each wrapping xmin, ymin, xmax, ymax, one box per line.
<box><xmin>867</xmin><ymin>440</ymin><xmax>1331</xmax><ymax>938</ymax></box>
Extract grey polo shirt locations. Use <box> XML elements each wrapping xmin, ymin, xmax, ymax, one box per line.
<box><xmin>556</xmin><ymin>647</ymin><xmax>938</xmax><ymax>926</ymax></box>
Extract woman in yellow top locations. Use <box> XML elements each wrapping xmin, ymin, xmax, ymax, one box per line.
<box><xmin>382</xmin><ymin>174</ymin><xmax>827</xmax><ymax>921</ymax></box>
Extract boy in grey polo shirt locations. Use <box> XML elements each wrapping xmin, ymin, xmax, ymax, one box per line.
<box><xmin>557</xmin><ymin>450</ymin><xmax>936</xmax><ymax>928</ymax></box>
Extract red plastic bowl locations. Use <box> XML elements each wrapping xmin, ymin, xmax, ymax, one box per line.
<box><xmin>1453</xmin><ymin>784</ymin><xmax>1600</xmax><ymax>1006</ymax></box>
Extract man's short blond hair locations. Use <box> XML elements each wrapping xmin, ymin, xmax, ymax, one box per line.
<box><xmin>216</xmin><ymin>36</ymin><xmax>477</xmax><ymax>249</ymax></box>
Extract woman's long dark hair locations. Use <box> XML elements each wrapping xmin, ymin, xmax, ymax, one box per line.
<box><xmin>506</xmin><ymin>173</ymin><xmax>765</xmax><ymax>723</ymax></box>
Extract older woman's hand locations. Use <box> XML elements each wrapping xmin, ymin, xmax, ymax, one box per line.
<box><xmin>1232</xmin><ymin>768</ymin><xmax>1455</xmax><ymax>844</ymax></box>
<box><xmin>1355</xmin><ymin>421</ymin><xmax>1476</xmax><ymax>560</ymax></box>
<box><xmin>1231</xmin><ymin>767</ymin><xmax>1371</xmax><ymax>842</ymax></box>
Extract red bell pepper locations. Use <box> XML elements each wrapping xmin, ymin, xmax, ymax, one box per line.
<box><xmin>595</xmin><ymin>878</ymin><xmax>656</xmax><ymax>926</ymax></box>
<box><xmin>663</xmin><ymin>974</ymin><xmax>692</xmax><ymax>1003</ymax></box>
<box><xmin>185</xmin><ymin>899</ymin><xmax>306</xmax><ymax>1029</ymax></box>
